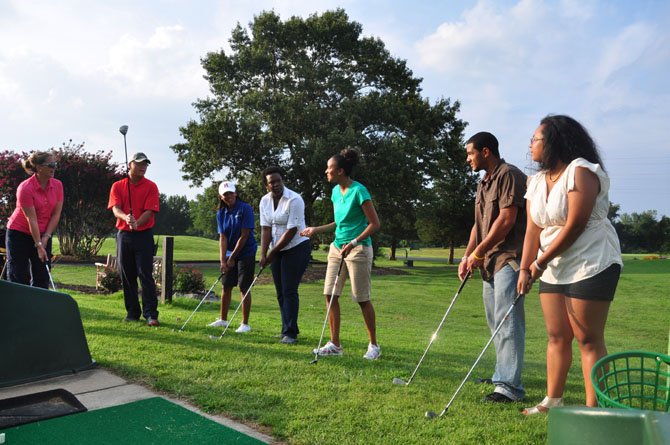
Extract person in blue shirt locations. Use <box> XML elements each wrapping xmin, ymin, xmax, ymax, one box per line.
<box><xmin>208</xmin><ymin>181</ymin><xmax>258</xmax><ymax>333</ymax></box>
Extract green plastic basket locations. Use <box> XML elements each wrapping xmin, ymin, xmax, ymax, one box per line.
<box><xmin>591</xmin><ymin>350</ymin><xmax>670</xmax><ymax>412</ymax></box>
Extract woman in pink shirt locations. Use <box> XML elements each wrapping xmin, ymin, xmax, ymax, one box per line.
<box><xmin>5</xmin><ymin>151</ymin><xmax>63</xmax><ymax>288</ymax></box>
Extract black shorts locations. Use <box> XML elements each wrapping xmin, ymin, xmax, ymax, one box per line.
<box><xmin>539</xmin><ymin>264</ymin><xmax>621</xmax><ymax>301</ymax></box>
<box><xmin>223</xmin><ymin>254</ymin><xmax>256</xmax><ymax>291</ymax></box>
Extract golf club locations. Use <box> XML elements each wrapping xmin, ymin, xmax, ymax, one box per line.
<box><xmin>45</xmin><ymin>262</ymin><xmax>57</xmax><ymax>292</ymax></box>
<box><xmin>210</xmin><ymin>266</ymin><xmax>265</xmax><ymax>341</ymax></box>
<box><xmin>393</xmin><ymin>273</ymin><xmax>470</xmax><ymax>386</ymax></box>
<box><xmin>118</xmin><ymin>125</ymin><xmax>133</xmax><ymax>216</ymax></box>
<box><xmin>310</xmin><ymin>257</ymin><xmax>345</xmax><ymax>364</ymax></box>
<box><xmin>176</xmin><ymin>272</ymin><xmax>225</xmax><ymax>332</ymax></box>
<box><xmin>425</xmin><ymin>292</ymin><xmax>525</xmax><ymax>419</ymax></box>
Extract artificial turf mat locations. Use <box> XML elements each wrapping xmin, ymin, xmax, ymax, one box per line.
<box><xmin>0</xmin><ymin>397</ymin><xmax>265</xmax><ymax>444</ymax></box>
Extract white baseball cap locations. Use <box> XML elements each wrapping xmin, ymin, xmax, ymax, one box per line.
<box><xmin>218</xmin><ymin>181</ymin><xmax>236</xmax><ymax>195</ymax></box>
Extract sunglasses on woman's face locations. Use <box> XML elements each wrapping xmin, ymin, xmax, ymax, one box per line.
<box><xmin>43</xmin><ymin>162</ymin><xmax>58</xmax><ymax>169</ymax></box>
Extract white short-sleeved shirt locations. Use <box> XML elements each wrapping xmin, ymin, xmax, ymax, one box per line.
<box><xmin>525</xmin><ymin>158</ymin><xmax>622</xmax><ymax>284</ymax></box>
<box><xmin>259</xmin><ymin>186</ymin><xmax>309</xmax><ymax>251</ymax></box>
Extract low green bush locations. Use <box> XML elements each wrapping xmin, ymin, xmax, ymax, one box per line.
<box><xmin>173</xmin><ymin>267</ymin><xmax>205</xmax><ymax>294</ymax></box>
<box><xmin>100</xmin><ymin>266</ymin><xmax>122</xmax><ymax>293</ymax></box>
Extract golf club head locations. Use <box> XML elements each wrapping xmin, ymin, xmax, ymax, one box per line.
<box><xmin>208</xmin><ymin>335</ymin><xmax>218</xmax><ymax>341</ymax></box>
<box><xmin>425</xmin><ymin>411</ymin><xmax>437</xmax><ymax>419</ymax></box>
<box><xmin>309</xmin><ymin>358</ymin><xmax>318</xmax><ymax>364</ymax></box>
<box><xmin>119</xmin><ymin>125</ymin><xmax>128</xmax><ymax>135</ymax></box>
<box><xmin>392</xmin><ymin>377</ymin><xmax>407</xmax><ymax>386</ymax></box>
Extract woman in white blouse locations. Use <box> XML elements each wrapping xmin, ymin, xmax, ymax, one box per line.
<box><xmin>517</xmin><ymin>115</ymin><xmax>622</xmax><ymax>415</ymax></box>
<box><xmin>259</xmin><ymin>166</ymin><xmax>311</xmax><ymax>344</ymax></box>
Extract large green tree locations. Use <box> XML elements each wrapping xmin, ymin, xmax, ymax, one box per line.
<box><xmin>172</xmin><ymin>9</ymin><xmax>468</xmax><ymax>252</ymax></box>
<box><xmin>154</xmin><ymin>194</ymin><xmax>192</xmax><ymax>235</ymax></box>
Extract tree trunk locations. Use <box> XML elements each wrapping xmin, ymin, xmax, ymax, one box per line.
<box><xmin>390</xmin><ymin>238</ymin><xmax>397</xmax><ymax>260</ymax></box>
<box><xmin>448</xmin><ymin>238</ymin><xmax>455</xmax><ymax>264</ymax></box>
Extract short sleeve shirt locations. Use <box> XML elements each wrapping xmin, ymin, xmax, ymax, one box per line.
<box><xmin>108</xmin><ymin>177</ymin><xmax>160</xmax><ymax>231</ymax></box>
<box><xmin>332</xmin><ymin>181</ymin><xmax>373</xmax><ymax>249</ymax></box>
<box><xmin>474</xmin><ymin>161</ymin><xmax>527</xmax><ymax>281</ymax></box>
<box><xmin>7</xmin><ymin>175</ymin><xmax>64</xmax><ymax>234</ymax></box>
<box><xmin>525</xmin><ymin>158</ymin><xmax>622</xmax><ymax>284</ymax></box>
<box><xmin>259</xmin><ymin>187</ymin><xmax>309</xmax><ymax>251</ymax></box>
<box><xmin>217</xmin><ymin>199</ymin><xmax>258</xmax><ymax>259</ymax></box>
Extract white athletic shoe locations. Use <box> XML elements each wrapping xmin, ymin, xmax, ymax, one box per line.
<box><xmin>236</xmin><ymin>323</ymin><xmax>251</xmax><ymax>333</ymax></box>
<box><xmin>312</xmin><ymin>341</ymin><xmax>343</xmax><ymax>356</ymax></box>
<box><xmin>363</xmin><ymin>343</ymin><xmax>381</xmax><ymax>360</ymax></box>
<box><xmin>207</xmin><ymin>319</ymin><xmax>229</xmax><ymax>328</ymax></box>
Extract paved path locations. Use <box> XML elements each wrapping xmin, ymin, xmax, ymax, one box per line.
<box><xmin>0</xmin><ymin>368</ymin><xmax>276</xmax><ymax>444</ymax></box>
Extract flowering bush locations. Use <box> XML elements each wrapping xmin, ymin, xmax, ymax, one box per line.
<box><xmin>100</xmin><ymin>266</ymin><xmax>122</xmax><ymax>293</ymax></box>
<box><xmin>173</xmin><ymin>267</ymin><xmax>205</xmax><ymax>294</ymax></box>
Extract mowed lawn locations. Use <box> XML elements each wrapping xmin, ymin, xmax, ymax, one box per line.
<box><xmin>50</xmin><ymin>238</ymin><xmax>669</xmax><ymax>444</ymax></box>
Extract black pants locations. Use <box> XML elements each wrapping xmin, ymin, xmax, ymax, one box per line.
<box><xmin>5</xmin><ymin>229</ymin><xmax>51</xmax><ymax>289</ymax></box>
<box><xmin>271</xmin><ymin>240</ymin><xmax>311</xmax><ymax>339</ymax></box>
<box><xmin>117</xmin><ymin>229</ymin><xmax>158</xmax><ymax>320</ymax></box>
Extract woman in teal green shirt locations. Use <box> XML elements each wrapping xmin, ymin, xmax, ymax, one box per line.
<box><xmin>301</xmin><ymin>148</ymin><xmax>382</xmax><ymax>360</ymax></box>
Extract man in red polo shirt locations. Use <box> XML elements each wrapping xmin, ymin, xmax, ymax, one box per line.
<box><xmin>108</xmin><ymin>152</ymin><xmax>160</xmax><ymax>326</ymax></box>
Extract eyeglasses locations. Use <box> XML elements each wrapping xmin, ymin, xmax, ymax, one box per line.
<box><xmin>530</xmin><ymin>137</ymin><xmax>544</xmax><ymax>144</ymax></box>
<box><xmin>43</xmin><ymin>162</ymin><xmax>58</xmax><ymax>169</ymax></box>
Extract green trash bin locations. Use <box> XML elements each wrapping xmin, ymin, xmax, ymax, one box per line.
<box><xmin>591</xmin><ymin>350</ymin><xmax>670</xmax><ymax>412</ymax></box>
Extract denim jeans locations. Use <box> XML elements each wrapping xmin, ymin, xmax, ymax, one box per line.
<box><xmin>5</xmin><ymin>229</ymin><xmax>51</xmax><ymax>289</ymax></box>
<box><xmin>117</xmin><ymin>229</ymin><xmax>158</xmax><ymax>320</ymax></box>
<box><xmin>482</xmin><ymin>263</ymin><xmax>525</xmax><ymax>400</ymax></box>
<box><xmin>270</xmin><ymin>240</ymin><xmax>310</xmax><ymax>339</ymax></box>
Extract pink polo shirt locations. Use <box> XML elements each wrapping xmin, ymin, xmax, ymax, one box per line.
<box><xmin>7</xmin><ymin>175</ymin><xmax>64</xmax><ymax>235</ymax></box>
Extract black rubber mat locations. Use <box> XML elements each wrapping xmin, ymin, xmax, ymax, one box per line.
<box><xmin>0</xmin><ymin>388</ymin><xmax>87</xmax><ymax>428</ymax></box>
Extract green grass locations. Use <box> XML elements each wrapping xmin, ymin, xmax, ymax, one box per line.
<box><xmin>50</xmin><ymin>247</ymin><xmax>669</xmax><ymax>445</ymax></box>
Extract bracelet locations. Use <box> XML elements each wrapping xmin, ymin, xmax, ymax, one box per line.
<box><xmin>350</xmin><ymin>239</ymin><xmax>359</xmax><ymax>247</ymax></box>
<box><xmin>520</xmin><ymin>268</ymin><xmax>530</xmax><ymax>272</ymax></box>
<box><xmin>44</xmin><ymin>233</ymin><xmax>52</xmax><ymax>238</ymax></box>
<box><xmin>533</xmin><ymin>260</ymin><xmax>546</xmax><ymax>271</ymax></box>
<box><xmin>471</xmin><ymin>251</ymin><xmax>484</xmax><ymax>261</ymax></box>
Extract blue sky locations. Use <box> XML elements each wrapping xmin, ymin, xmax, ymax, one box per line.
<box><xmin>1</xmin><ymin>0</ymin><xmax>668</xmax><ymax>217</ymax></box>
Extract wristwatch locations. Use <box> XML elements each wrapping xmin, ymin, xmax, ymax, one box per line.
<box><xmin>35</xmin><ymin>241</ymin><xmax>43</xmax><ymax>248</ymax></box>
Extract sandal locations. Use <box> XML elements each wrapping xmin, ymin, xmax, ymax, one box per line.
<box><xmin>522</xmin><ymin>396</ymin><xmax>563</xmax><ymax>416</ymax></box>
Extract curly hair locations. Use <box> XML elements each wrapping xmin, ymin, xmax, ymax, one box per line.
<box><xmin>538</xmin><ymin>115</ymin><xmax>604</xmax><ymax>171</ymax></box>
<box><xmin>330</xmin><ymin>148</ymin><xmax>360</xmax><ymax>176</ymax></box>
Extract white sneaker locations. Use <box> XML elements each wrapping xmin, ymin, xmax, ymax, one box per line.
<box><xmin>363</xmin><ymin>343</ymin><xmax>381</xmax><ymax>360</ymax></box>
<box><xmin>312</xmin><ymin>341</ymin><xmax>343</xmax><ymax>356</ymax></box>
<box><xmin>208</xmin><ymin>319</ymin><xmax>228</xmax><ymax>328</ymax></box>
<box><xmin>235</xmin><ymin>323</ymin><xmax>251</xmax><ymax>333</ymax></box>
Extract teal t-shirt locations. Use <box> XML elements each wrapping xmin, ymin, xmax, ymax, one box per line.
<box><xmin>331</xmin><ymin>181</ymin><xmax>373</xmax><ymax>248</ymax></box>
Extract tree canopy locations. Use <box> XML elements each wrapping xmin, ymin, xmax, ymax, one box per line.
<box><xmin>172</xmin><ymin>9</ymin><xmax>472</xmax><ymax>254</ymax></box>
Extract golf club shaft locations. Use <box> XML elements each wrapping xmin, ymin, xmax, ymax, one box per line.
<box><xmin>404</xmin><ymin>274</ymin><xmax>470</xmax><ymax>385</ymax></box>
<box><xmin>46</xmin><ymin>262</ymin><xmax>57</xmax><ymax>291</ymax></box>
<box><xmin>437</xmin><ymin>293</ymin><xmax>525</xmax><ymax>416</ymax></box>
<box><xmin>217</xmin><ymin>266</ymin><xmax>265</xmax><ymax>339</ymax></box>
<box><xmin>311</xmin><ymin>257</ymin><xmax>345</xmax><ymax>362</ymax></box>
<box><xmin>178</xmin><ymin>272</ymin><xmax>225</xmax><ymax>331</ymax></box>
<box><xmin>122</xmin><ymin>134</ymin><xmax>133</xmax><ymax>215</ymax></box>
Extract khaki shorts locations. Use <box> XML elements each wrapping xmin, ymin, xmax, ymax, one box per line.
<box><xmin>323</xmin><ymin>243</ymin><xmax>373</xmax><ymax>302</ymax></box>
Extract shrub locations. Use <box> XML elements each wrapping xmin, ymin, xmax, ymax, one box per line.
<box><xmin>100</xmin><ymin>266</ymin><xmax>122</xmax><ymax>293</ymax></box>
<box><xmin>174</xmin><ymin>267</ymin><xmax>205</xmax><ymax>294</ymax></box>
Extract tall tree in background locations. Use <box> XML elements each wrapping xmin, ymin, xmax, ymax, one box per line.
<box><xmin>54</xmin><ymin>142</ymin><xmax>124</xmax><ymax>258</ymax></box>
<box><xmin>172</xmin><ymin>9</ymin><xmax>468</xmax><ymax>252</ymax></box>
<box><xmin>154</xmin><ymin>194</ymin><xmax>192</xmax><ymax>235</ymax></box>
